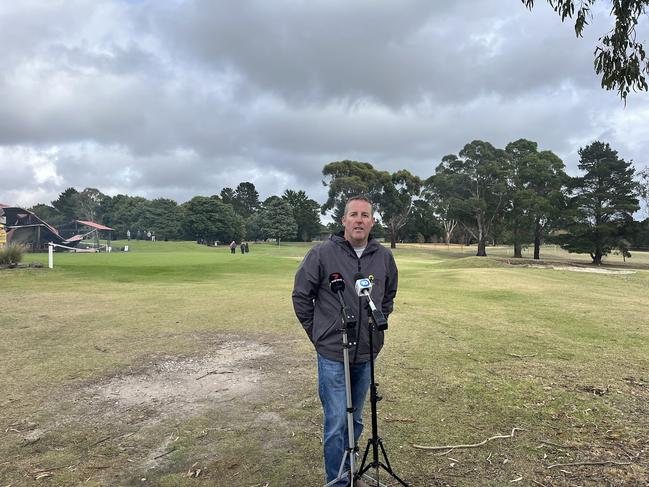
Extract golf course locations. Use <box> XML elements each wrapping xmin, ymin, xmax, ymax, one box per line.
<box><xmin>2</xmin><ymin>241</ymin><xmax>648</xmax><ymax>486</ymax></box>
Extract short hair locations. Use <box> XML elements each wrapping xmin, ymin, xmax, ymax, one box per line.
<box><xmin>344</xmin><ymin>195</ymin><xmax>374</xmax><ymax>216</ymax></box>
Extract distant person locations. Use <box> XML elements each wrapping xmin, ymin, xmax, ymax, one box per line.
<box><xmin>137</xmin><ymin>229</ymin><xmax>142</xmax><ymax>240</ymax></box>
<box><xmin>229</xmin><ymin>240</ymin><xmax>237</xmax><ymax>254</ymax></box>
<box><xmin>151</xmin><ymin>233</ymin><xmax>156</xmax><ymax>242</ymax></box>
<box><xmin>244</xmin><ymin>242</ymin><xmax>249</xmax><ymax>253</ymax></box>
<box><xmin>126</xmin><ymin>229</ymin><xmax>131</xmax><ymax>241</ymax></box>
<box><xmin>240</xmin><ymin>242</ymin><xmax>245</xmax><ymax>254</ymax></box>
<box><xmin>147</xmin><ymin>230</ymin><xmax>151</xmax><ymax>240</ymax></box>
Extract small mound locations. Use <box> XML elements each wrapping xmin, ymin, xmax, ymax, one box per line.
<box><xmin>434</xmin><ymin>256</ymin><xmax>507</xmax><ymax>270</ymax></box>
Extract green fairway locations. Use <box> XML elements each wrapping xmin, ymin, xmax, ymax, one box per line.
<box><xmin>1</xmin><ymin>241</ymin><xmax>648</xmax><ymax>486</ymax></box>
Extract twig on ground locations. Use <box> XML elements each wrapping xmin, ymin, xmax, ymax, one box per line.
<box><xmin>89</xmin><ymin>436</ymin><xmax>112</xmax><ymax>447</ymax></box>
<box><xmin>384</xmin><ymin>417</ymin><xmax>416</xmax><ymax>424</ymax></box>
<box><xmin>547</xmin><ymin>459</ymin><xmax>633</xmax><ymax>469</ymax></box>
<box><xmin>531</xmin><ymin>480</ymin><xmax>549</xmax><ymax>487</ymax></box>
<box><xmin>196</xmin><ymin>370</ymin><xmax>233</xmax><ymax>380</ymax></box>
<box><xmin>434</xmin><ymin>448</ymin><xmax>455</xmax><ymax>456</ymax></box>
<box><xmin>32</xmin><ymin>465</ymin><xmax>71</xmax><ymax>474</ymax></box>
<box><xmin>508</xmin><ymin>353</ymin><xmax>538</xmax><ymax>359</ymax></box>
<box><xmin>412</xmin><ymin>427</ymin><xmax>523</xmax><ymax>451</ymax></box>
<box><xmin>153</xmin><ymin>447</ymin><xmax>177</xmax><ymax>459</ymax></box>
<box><xmin>538</xmin><ymin>439</ymin><xmax>577</xmax><ymax>449</ymax></box>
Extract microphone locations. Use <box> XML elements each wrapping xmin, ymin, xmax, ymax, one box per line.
<box><xmin>328</xmin><ymin>272</ymin><xmax>357</xmax><ymax>343</ymax></box>
<box><xmin>353</xmin><ymin>273</ymin><xmax>388</xmax><ymax>331</ymax></box>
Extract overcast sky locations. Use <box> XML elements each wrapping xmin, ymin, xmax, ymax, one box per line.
<box><xmin>1</xmin><ymin>0</ymin><xmax>648</xmax><ymax>210</ymax></box>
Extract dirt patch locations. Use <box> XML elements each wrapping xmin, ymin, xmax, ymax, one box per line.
<box><xmin>86</xmin><ymin>339</ymin><xmax>272</xmax><ymax>419</ymax></box>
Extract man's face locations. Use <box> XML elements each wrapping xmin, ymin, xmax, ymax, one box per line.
<box><xmin>342</xmin><ymin>200</ymin><xmax>375</xmax><ymax>246</ymax></box>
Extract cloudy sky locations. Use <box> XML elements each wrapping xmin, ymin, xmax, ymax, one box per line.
<box><xmin>1</xmin><ymin>0</ymin><xmax>648</xmax><ymax>210</ymax></box>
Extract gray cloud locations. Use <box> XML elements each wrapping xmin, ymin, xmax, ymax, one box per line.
<box><xmin>0</xmin><ymin>0</ymin><xmax>647</xmax><ymax>210</ymax></box>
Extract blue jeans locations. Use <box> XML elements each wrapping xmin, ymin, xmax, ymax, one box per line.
<box><xmin>318</xmin><ymin>353</ymin><xmax>371</xmax><ymax>487</ymax></box>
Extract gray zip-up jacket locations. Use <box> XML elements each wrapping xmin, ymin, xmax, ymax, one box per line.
<box><xmin>292</xmin><ymin>232</ymin><xmax>398</xmax><ymax>363</ymax></box>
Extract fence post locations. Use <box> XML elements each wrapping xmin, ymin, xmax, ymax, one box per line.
<box><xmin>48</xmin><ymin>242</ymin><xmax>54</xmax><ymax>269</ymax></box>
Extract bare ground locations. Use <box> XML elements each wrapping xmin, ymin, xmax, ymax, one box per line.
<box><xmin>3</xmin><ymin>333</ymin><xmax>320</xmax><ymax>486</ymax></box>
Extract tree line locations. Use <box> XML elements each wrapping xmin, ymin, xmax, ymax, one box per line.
<box><xmin>28</xmin><ymin>138</ymin><xmax>649</xmax><ymax>264</ymax></box>
<box><xmin>30</xmin><ymin>184</ymin><xmax>322</xmax><ymax>245</ymax></box>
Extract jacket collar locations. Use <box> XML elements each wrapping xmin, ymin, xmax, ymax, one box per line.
<box><xmin>331</xmin><ymin>231</ymin><xmax>379</xmax><ymax>255</ymax></box>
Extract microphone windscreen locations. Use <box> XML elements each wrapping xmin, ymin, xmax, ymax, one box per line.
<box><xmin>328</xmin><ymin>272</ymin><xmax>345</xmax><ymax>293</ymax></box>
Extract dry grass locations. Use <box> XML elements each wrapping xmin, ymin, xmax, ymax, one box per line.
<box><xmin>1</xmin><ymin>241</ymin><xmax>647</xmax><ymax>486</ymax></box>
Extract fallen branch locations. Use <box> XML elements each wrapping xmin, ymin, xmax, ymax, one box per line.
<box><xmin>547</xmin><ymin>460</ymin><xmax>633</xmax><ymax>469</ymax></box>
<box><xmin>413</xmin><ymin>427</ymin><xmax>523</xmax><ymax>451</ymax></box>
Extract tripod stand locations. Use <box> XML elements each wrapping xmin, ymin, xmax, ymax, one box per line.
<box><xmin>324</xmin><ymin>286</ymin><xmax>359</xmax><ymax>487</ymax></box>
<box><xmin>355</xmin><ymin>305</ymin><xmax>409</xmax><ymax>487</ymax></box>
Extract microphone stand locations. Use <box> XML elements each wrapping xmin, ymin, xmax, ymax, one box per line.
<box><xmin>355</xmin><ymin>294</ymin><xmax>409</xmax><ymax>487</ymax></box>
<box><xmin>324</xmin><ymin>289</ymin><xmax>359</xmax><ymax>487</ymax></box>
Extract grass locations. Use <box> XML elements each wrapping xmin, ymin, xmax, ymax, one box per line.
<box><xmin>1</xmin><ymin>240</ymin><xmax>648</xmax><ymax>486</ymax></box>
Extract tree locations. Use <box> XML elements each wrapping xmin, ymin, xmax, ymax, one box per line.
<box><xmin>282</xmin><ymin>190</ymin><xmax>322</xmax><ymax>241</ymax></box>
<box><xmin>232</xmin><ymin>182</ymin><xmax>260</xmax><ymax>219</ymax></box>
<box><xmin>76</xmin><ymin>187</ymin><xmax>107</xmax><ymax>222</ymax></box>
<box><xmin>220</xmin><ymin>187</ymin><xmax>236</xmax><ymax>206</ymax></box>
<box><xmin>555</xmin><ymin>141</ymin><xmax>639</xmax><ymax>264</ymax></box>
<box><xmin>257</xmin><ymin>196</ymin><xmax>297</xmax><ymax>244</ymax></box>
<box><xmin>377</xmin><ymin>170</ymin><xmax>422</xmax><ymax>248</ymax></box>
<box><xmin>51</xmin><ymin>187</ymin><xmax>80</xmax><ymax>223</ymax></box>
<box><xmin>424</xmin><ymin>176</ymin><xmax>458</xmax><ymax>245</ymax></box>
<box><xmin>182</xmin><ymin>196</ymin><xmax>243</xmax><ymax>243</ymax></box>
<box><xmin>434</xmin><ymin>141</ymin><xmax>510</xmax><ymax>256</ymax></box>
<box><xmin>135</xmin><ymin>198</ymin><xmax>184</xmax><ymax>240</ymax></box>
<box><xmin>638</xmin><ymin>167</ymin><xmax>649</xmax><ymax>218</ymax></box>
<box><xmin>321</xmin><ymin>160</ymin><xmax>389</xmax><ymax>221</ymax></box>
<box><xmin>400</xmin><ymin>198</ymin><xmax>441</xmax><ymax>243</ymax></box>
<box><xmin>99</xmin><ymin>194</ymin><xmax>147</xmax><ymax>238</ymax></box>
<box><xmin>505</xmin><ymin>139</ymin><xmax>569</xmax><ymax>259</ymax></box>
<box><xmin>29</xmin><ymin>204</ymin><xmax>62</xmax><ymax>226</ymax></box>
<box><xmin>522</xmin><ymin>0</ymin><xmax>649</xmax><ymax>100</ymax></box>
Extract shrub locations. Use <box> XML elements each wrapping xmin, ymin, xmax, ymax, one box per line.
<box><xmin>0</xmin><ymin>244</ymin><xmax>25</xmax><ymax>265</ymax></box>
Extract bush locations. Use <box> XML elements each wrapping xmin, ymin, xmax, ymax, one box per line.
<box><xmin>0</xmin><ymin>244</ymin><xmax>25</xmax><ymax>265</ymax></box>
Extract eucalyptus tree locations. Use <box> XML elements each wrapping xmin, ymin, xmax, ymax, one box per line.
<box><xmin>378</xmin><ymin>170</ymin><xmax>422</xmax><ymax>248</ymax></box>
<box><xmin>522</xmin><ymin>0</ymin><xmax>649</xmax><ymax>100</ymax></box>
<box><xmin>321</xmin><ymin>160</ymin><xmax>389</xmax><ymax>221</ymax></box>
<box><xmin>423</xmin><ymin>176</ymin><xmax>458</xmax><ymax>245</ymax></box>
<box><xmin>505</xmin><ymin>139</ymin><xmax>568</xmax><ymax>259</ymax></box>
<box><xmin>321</xmin><ymin>160</ymin><xmax>421</xmax><ymax>247</ymax></box>
<box><xmin>434</xmin><ymin>140</ymin><xmax>510</xmax><ymax>256</ymax></box>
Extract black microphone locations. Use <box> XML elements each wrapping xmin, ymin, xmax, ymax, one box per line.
<box><xmin>353</xmin><ymin>272</ymin><xmax>388</xmax><ymax>331</ymax></box>
<box><xmin>328</xmin><ymin>272</ymin><xmax>357</xmax><ymax>343</ymax></box>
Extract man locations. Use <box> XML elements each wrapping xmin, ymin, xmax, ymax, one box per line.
<box><xmin>292</xmin><ymin>196</ymin><xmax>398</xmax><ymax>487</ymax></box>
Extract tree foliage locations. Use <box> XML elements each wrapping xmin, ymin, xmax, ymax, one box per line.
<box><xmin>378</xmin><ymin>169</ymin><xmax>422</xmax><ymax>248</ymax></box>
<box><xmin>555</xmin><ymin>141</ymin><xmax>639</xmax><ymax>263</ymax></box>
<box><xmin>182</xmin><ymin>196</ymin><xmax>243</xmax><ymax>243</ymax></box>
<box><xmin>232</xmin><ymin>182</ymin><xmax>260</xmax><ymax>219</ymax></box>
<box><xmin>321</xmin><ymin>160</ymin><xmax>390</xmax><ymax>221</ymax></box>
<box><xmin>504</xmin><ymin>139</ymin><xmax>568</xmax><ymax>259</ymax></box>
<box><xmin>256</xmin><ymin>196</ymin><xmax>297</xmax><ymax>244</ymax></box>
<box><xmin>523</xmin><ymin>0</ymin><xmax>649</xmax><ymax>100</ymax></box>
<box><xmin>282</xmin><ymin>190</ymin><xmax>321</xmax><ymax>241</ymax></box>
<box><xmin>434</xmin><ymin>141</ymin><xmax>510</xmax><ymax>256</ymax></box>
